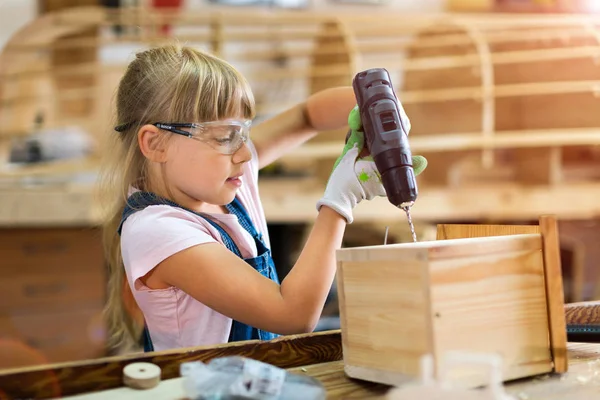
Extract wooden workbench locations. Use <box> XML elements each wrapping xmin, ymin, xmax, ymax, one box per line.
<box><xmin>0</xmin><ymin>329</ymin><xmax>599</xmax><ymax>400</ymax></box>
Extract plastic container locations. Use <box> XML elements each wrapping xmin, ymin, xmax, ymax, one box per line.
<box><xmin>180</xmin><ymin>356</ymin><xmax>326</xmax><ymax>400</ymax></box>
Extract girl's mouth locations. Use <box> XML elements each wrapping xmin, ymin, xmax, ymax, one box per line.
<box><xmin>226</xmin><ymin>174</ymin><xmax>242</xmax><ymax>187</ymax></box>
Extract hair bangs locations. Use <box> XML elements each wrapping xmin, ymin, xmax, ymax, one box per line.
<box><xmin>173</xmin><ymin>48</ymin><xmax>256</xmax><ymax>124</ymax></box>
<box><xmin>222</xmin><ymin>76</ymin><xmax>255</xmax><ymax>121</ymax></box>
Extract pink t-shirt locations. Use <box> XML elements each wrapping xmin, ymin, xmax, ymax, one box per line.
<box><xmin>120</xmin><ymin>140</ymin><xmax>270</xmax><ymax>351</ymax></box>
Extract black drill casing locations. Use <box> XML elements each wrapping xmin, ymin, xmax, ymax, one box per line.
<box><xmin>352</xmin><ymin>68</ymin><xmax>418</xmax><ymax>208</ymax></box>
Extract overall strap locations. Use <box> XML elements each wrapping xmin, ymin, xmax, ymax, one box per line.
<box><xmin>225</xmin><ymin>197</ymin><xmax>265</xmax><ymax>244</ymax></box>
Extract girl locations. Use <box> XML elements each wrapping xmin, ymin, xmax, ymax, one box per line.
<box><xmin>98</xmin><ymin>44</ymin><xmax>426</xmax><ymax>353</ymax></box>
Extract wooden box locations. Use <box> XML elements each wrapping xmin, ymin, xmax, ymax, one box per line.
<box><xmin>335</xmin><ymin>215</ymin><xmax>567</xmax><ymax>388</ymax></box>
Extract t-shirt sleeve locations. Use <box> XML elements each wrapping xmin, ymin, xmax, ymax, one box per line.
<box><xmin>120</xmin><ymin>205</ymin><xmax>218</xmax><ymax>291</ymax></box>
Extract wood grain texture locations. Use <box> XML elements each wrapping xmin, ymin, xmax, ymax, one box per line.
<box><xmin>335</xmin><ymin>261</ymin><xmax>351</xmax><ymax>374</ymax></box>
<box><xmin>0</xmin><ymin>330</ymin><xmax>342</xmax><ymax>400</ymax></box>
<box><xmin>337</xmin><ymin>233</ymin><xmax>542</xmax><ymax>263</ymax></box>
<box><xmin>60</xmin><ymin>361</ymin><xmax>393</xmax><ymax>400</ymax></box>
<box><xmin>289</xmin><ymin>361</ymin><xmax>391</xmax><ymax>399</ymax></box>
<box><xmin>430</xmin><ymin>233</ymin><xmax>554</xmax><ymax>386</ymax></box>
<box><xmin>436</xmin><ymin>223</ymin><xmax>541</xmax><ymax>240</ymax></box>
<box><xmin>565</xmin><ymin>301</ymin><xmax>600</xmax><ymax>325</ymax></box>
<box><xmin>337</xmin><ymin>259</ymin><xmax>432</xmax><ymax>381</ymax></box>
<box><xmin>540</xmin><ymin>215</ymin><xmax>569</xmax><ymax>373</ymax></box>
<box><xmin>436</xmin><ymin>223</ymin><xmax>600</xmax><ymax>325</ymax></box>
<box><xmin>336</xmin><ymin>233</ymin><xmax>553</xmax><ymax>388</ymax></box>
<box><xmin>436</xmin><ymin>218</ymin><xmax>568</xmax><ymax>373</ymax></box>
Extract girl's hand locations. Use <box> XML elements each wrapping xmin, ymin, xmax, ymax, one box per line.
<box><xmin>316</xmin><ymin>105</ymin><xmax>427</xmax><ymax>224</ymax></box>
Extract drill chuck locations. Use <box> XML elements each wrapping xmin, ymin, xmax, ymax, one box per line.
<box><xmin>375</xmin><ymin>148</ymin><xmax>418</xmax><ymax>208</ymax></box>
<box><xmin>381</xmin><ymin>165</ymin><xmax>417</xmax><ymax>208</ymax></box>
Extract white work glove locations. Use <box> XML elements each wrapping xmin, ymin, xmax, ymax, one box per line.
<box><xmin>316</xmin><ymin>105</ymin><xmax>427</xmax><ymax>224</ymax></box>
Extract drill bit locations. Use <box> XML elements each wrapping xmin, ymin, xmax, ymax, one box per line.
<box><xmin>401</xmin><ymin>205</ymin><xmax>417</xmax><ymax>243</ymax></box>
<box><xmin>383</xmin><ymin>226</ymin><xmax>389</xmax><ymax>245</ymax></box>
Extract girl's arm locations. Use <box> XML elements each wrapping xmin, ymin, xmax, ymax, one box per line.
<box><xmin>154</xmin><ymin>205</ymin><xmax>345</xmax><ymax>334</ymax></box>
<box><xmin>251</xmin><ymin>86</ymin><xmax>357</xmax><ymax>169</ymax></box>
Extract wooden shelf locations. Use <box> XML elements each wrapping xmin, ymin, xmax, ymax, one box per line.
<box><xmin>0</xmin><ymin>177</ymin><xmax>599</xmax><ymax>226</ymax></box>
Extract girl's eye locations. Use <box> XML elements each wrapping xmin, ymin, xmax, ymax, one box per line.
<box><xmin>213</xmin><ymin>129</ymin><xmax>238</xmax><ymax>144</ymax></box>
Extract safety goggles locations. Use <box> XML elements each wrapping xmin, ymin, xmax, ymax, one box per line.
<box><xmin>115</xmin><ymin>119</ymin><xmax>252</xmax><ymax>155</ymax></box>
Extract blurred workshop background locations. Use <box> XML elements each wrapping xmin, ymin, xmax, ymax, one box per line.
<box><xmin>1</xmin><ymin>0</ymin><xmax>600</xmax><ymax>368</ymax></box>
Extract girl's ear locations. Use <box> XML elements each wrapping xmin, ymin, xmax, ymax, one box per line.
<box><xmin>138</xmin><ymin>124</ymin><xmax>168</xmax><ymax>162</ymax></box>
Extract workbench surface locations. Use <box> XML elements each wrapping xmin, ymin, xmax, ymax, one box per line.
<box><xmin>287</xmin><ymin>344</ymin><xmax>600</xmax><ymax>400</ymax></box>
<box><xmin>1</xmin><ymin>330</ymin><xmax>598</xmax><ymax>400</ymax></box>
<box><xmin>56</xmin><ymin>343</ymin><xmax>600</xmax><ymax>399</ymax></box>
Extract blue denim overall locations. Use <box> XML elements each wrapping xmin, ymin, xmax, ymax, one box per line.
<box><xmin>117</xmin><ymin>191</ymin><xmax>280</xmax><ymax>352</ymax></box>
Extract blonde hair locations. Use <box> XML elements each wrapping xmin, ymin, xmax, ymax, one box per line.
<box><xmin>97</xmin><ymin>44</ymin><xmax>255</xmax><ymax>353</ymax></box>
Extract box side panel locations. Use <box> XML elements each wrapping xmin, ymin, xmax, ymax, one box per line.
<box><xmin>539</xmin><ymin>215</ymin><xmax>568</xmax><ymax>373</ymax></box>
<box><xmin>336</xmin><ymin>245</ymin><xmax>425</xmax><ymax>263</ymax></box>
<box><xmin>337</xmin><ymin>234</ymin><xmax>541</xmax><ymax>262</ymax></box>
<box><xmin>336</xmin><ymin>261</ymin><xmax>350</xmax><ymax>366</ymax></box>
<box><xmin>428</xmin><ymin>234</ymin><xmax>542</xmax><ymax>261</ymax></box>
<box><xmin>436</xmin><ymin>224</ymin><xmax>540</xmax><ymax>241</ymax></box>
<box><xmin>338</xmin><ymin>252</ymin><xmax>433</xmax><ymax>383</ymax></box>
<box><xmin>430</xmin><ymin>235</ymin><xmax>553</xmax><ymax>387</ymax></box>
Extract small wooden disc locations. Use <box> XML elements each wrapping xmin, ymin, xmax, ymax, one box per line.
<box><xmin>123</xmin><ymin>362</ymin><xmax>161</xmax><ymax>390</ymax></box>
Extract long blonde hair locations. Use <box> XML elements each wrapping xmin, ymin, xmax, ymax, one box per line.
<box><xmin>97</xmin><ymin>44</ymin><xmax>255</xmax><ymax>353</ymax></box>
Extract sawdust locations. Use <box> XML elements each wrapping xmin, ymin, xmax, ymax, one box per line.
<box><xmin>560</xmin><ymin>358</ymin><xmax>600</xmax><ymax>386</ymax></box>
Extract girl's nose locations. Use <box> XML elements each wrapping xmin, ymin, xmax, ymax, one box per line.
<box><xmin>232</xmin><ymin>142</ymin><xmax>252</xmax><ymax>164</ymax></box>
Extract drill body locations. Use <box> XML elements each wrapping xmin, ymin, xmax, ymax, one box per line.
<box><xmin>352</xmin><ymin>68</ymin><xmax>418</xmax><ymax>209</ymax></box>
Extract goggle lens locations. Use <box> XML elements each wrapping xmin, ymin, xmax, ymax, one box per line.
<box><xmin>190</xmin><ymin>121</ymin><xmax>250</xmax><ymax>155</ymax></box>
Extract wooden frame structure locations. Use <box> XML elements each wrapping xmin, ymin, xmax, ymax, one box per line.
<box><xmin>3</xmin><ymin>7</ymin><xmax>600</xmax><ymax>223</ymax></box>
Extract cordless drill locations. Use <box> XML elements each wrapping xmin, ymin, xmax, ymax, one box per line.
<box><xmin>352</xmin><ymin>68</ymin><xmax>418</xmax><ymax>211</ymax></box>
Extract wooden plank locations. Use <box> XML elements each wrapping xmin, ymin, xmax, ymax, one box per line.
<box><xmin>51</xmin><ymin>343</ymin><xmax>600</xmax><ymax>400</ymax></box>
<box><xmin>284</xmin><ymin>128</ymin><xmax>600</xmax><ymax>160</ymax></box>
<box><xmin>61</xmin><ymin>360</ymin><xmax>390</xmax><ymax>400</ymax></box>
<box><xmin>436</xmin><ymin>223</ymin><xmax>541</xmax><ymax>240</ymax></box>
<box><xmin>0</xmin><ymin>321</ymin><xmax>597</xmax><ymax>399</ymax></box>
<box><xmin>258</xmin><ymin>181</ymin><xmax>600</xmax><ymax>223</ymax></box>
<box><xmin>337</xmin><ymin>259</ymin><xmax>432</xmax><ymax>385</ymax></box>
<box><xmin>5</xmin><ymin>180</ymin><xmax>600</xmax><ymax>227</ymax></box>
<box><xmin>540</xmin><ymin>215</ymin><xmax>569</xmax><ymax>373</ymax></box>
<box><xmin>430</xmin><ymin>233</ymin><xmax>554</xmax><ymax>385</ymax></box>
<box><xmin>0</xmin><ymin>330</ymin><xmax>342</xmax><ymax>400</ymax></box>
<box><xmin>435</xmin><ymin>218</ymin><xmax>569</xmax><ymax>372</ymax></box>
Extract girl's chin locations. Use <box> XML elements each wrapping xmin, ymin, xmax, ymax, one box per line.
<box><xmin>220</xmin><ymin>187</ymin><xmax>239</xmax><ymax>204</ymax></box>
<box><xmin>182</xmin><ymin>187</ymin><xmax>237</xmax><ymax>207</ymax></box>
